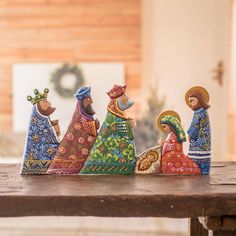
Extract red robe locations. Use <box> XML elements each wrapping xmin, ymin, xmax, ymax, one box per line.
<box><xmin>47</xmin><ymin>102</ymin><xmax>97</xmax><ymax>174</ymax></box>
<box><xmin>161</xmin><ymin>132</ymin><xmax>200</xmax><ymax>175</ymax></box>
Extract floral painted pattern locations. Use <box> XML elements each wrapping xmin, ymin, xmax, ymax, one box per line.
<box><xmin>188</xmin><ymin>108</ymin><xmax>211</xmax><ymax>152</ymax></box>
<box><xmin>187</xmin><ymin>108</ymin><xmax>211</xmax><ymax>175</ymax></box>
<box><xmin>20</xmin><ymin>105</ymin><xmax>59</xmax><ymax>175</ymax></box>
<box><xmin>46</xmin><ymin>102</ymin><xmax>97</xmax><ymax>174</ymax></box>
<box><xmin>80</xmin><ymin>111</ymin><xmax>136</xmax><ymax>174</ymax></box>
<box><xmin>161</xmin><ymin>132</ymin><xmax>200</xmax><ymax>175</ymax></box>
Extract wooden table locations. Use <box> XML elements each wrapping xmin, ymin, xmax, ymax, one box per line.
<box><xmin>1</xmin><ymin>163</ymin><xmax>236</xmax><ymax>236</ymax></box>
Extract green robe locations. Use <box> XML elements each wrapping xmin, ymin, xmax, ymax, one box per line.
<box><xmin>80</xmin><ymin>111</ymin><xmax>136</xmax><ymax>174</ymax></box>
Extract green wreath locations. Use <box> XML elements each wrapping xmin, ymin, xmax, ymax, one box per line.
<box><xmin>51</xmin><ymin>63</ymin><xmax>85</xmax><ymax>98</ymax></box>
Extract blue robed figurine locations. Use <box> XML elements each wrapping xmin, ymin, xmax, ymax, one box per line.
<box><xmin>20</xmin><ymin>88</ymin><xmax>60</xmax><ymax>175</ymax></box>
<box><xmin>185</xmin><ymin>86</ymin><xmax>211</xmax><ymax>175</ymax></box>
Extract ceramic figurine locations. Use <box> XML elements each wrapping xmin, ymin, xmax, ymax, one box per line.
<box><xmin>47</xmin><ymin>87</ymin><xmax>99</xmax><ymax>174</ymax></box>
<box><xmin>185</xmin><ymin>86</ymin><xmax>211</xmax><ymax>175</ymax></box>
<box><xmin>20</xmin><ymin>88</ymin><xmax>60</xmax><ymax>175</ymax></box>
<box><xmin>80</xmin><ymin>85</ymin><xmax>136</xmax><ymax>175</ymax></box>
<box><xmin>157</xmin><ymin>110</ymin><xmax>201</xmax><ymax>175</ymax></box>
<box><xmin>135</xmin><ymin>146</ymin><xmax>162</xmax><ymax>174</ymax></box>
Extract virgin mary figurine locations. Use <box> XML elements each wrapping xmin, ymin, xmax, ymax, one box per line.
<box><xmin>157</xmin><ymin>110</ymin><xmax>200</xmax><ymax>175</ymax></box>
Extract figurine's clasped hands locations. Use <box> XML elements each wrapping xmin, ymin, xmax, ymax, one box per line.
<box><xmin>187</xmin><ymin>135</ymin><xmax>191</xmax><ymax>142</ymax></box>
<box><xmin>95</xmin><ymin>118</ymin><xmax>100</xmax><ymax>130</ymax></box>
<box><xmin>128</xmin><ymin>119</ymin><xmax>136</xmax><ymax>128</ymax></box>
<box><xmin>53</xmin><ymin>124</ymin><xmax>61</xmax><ymax>136</ymax></box>
<box><xmin>158</xmin><ymin>137</ymin><xmax>165</xmax><ymax>146</ymax></box>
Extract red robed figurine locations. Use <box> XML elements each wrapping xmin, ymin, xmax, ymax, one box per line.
<box><xmin>47</xmin><ymin>87</ymin><xmax>99</xmax><ymax>174</ymax></box>
<box><xmin>157</xmin><ymin>110</ymin><xmax>200</xmax><ymax>175</ymax></box>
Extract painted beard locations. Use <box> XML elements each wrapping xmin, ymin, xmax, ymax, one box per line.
<box><xmin>82</xmin><ymin>102</ymin><xmax>95</xmax><ymax>116</ymax></box>
<box><xmin>38</xmin><ymin>104</ymin><xmax>56</xmax><ymax>116</ymax></box>
<box><xmin>118</xmin><ymin>98</ymin><xmax>134</xmax><ymax>111</ymax></box>
<box><xmin>190</xmin><ymin>103</ymin><xmax>202</xmax><ymax>111</ymax></box>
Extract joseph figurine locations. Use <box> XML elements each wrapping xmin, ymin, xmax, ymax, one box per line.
<box><xmin>185</xmin><ymin>86</ymin><xmax>211</xmax><ymax>175</ymax></box>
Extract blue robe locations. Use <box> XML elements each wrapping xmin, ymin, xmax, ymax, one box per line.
<box><xmin>20</xmin><ymin>105</ymin><xmax>60</xmax><ymax>174</ymax></box>
<box><xmin>187</xmin><ymin>108</ymin><xmax>211</xmax><ymax>174</ymax></box>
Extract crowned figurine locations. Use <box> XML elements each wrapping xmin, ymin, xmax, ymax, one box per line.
<box><xmin>80</xmin><ymin>85</ymin><xmax>136</xmax><ymax>174</ymax></box>
<box><xmin>20</xmin><ymin>88</ymin><xmax>60</xmax><ymax>175</ymax></box>
<box><xmin>157</xmin><ymin>110</ymin><xmax>200</xmax><ymax>175</ymax></box>
<box><xmin>46</xmin><ymin>87</ymin><xmax>99</xmax><ymax>174</ymax></box>
<box><xmin>185</xmin><ymin>86</ymin><xmax>211</xmax><ymax>175</ymax></box>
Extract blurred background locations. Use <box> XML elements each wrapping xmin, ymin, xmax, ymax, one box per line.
<box><xmin>0</xmin><ymin>0</ymin><xmax>234</xmax><ymax>235</ymax></box>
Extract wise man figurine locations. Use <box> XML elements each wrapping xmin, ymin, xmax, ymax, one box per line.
<box><xmin>185</xmin><ymin>86</ymin><xmax>211</xmax><ymax>175</ymax></box>
<box><xmin>20</xmin><ymin>88</ymin><xmax>60</xmax><ymax>175</ymax></box>
<box><xmin>47</xmin><ymin>87</ymin><xmax>99</xmax><ymax>174</ymax></box>
<box><xmin>80</xmin><ymin>85</ymin><xmax>136</xmax><ymax>175</ymax></box>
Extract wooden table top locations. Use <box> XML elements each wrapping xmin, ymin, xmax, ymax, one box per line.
<box><xmin>0</xmin><ymin>163</ymin><xmax>236</xmax><ymax>218</ymax></box>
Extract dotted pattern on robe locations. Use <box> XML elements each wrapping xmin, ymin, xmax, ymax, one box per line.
<box><xmin>81</xmin><ymin>110</ymin><xmax>136</xmax><ymax>175</ymax></box>
<box><xmin>46</xmin><ymin>103</ymin><xmax>97</xmax><ymax>174</ymax></box>
<box><xmin>187</xmin><ymin>108</ymin><xmax>211</xmax><ymax>175</ymax></box>
<box><xmin>161</xmin><ymin>132</ymin><xmax>201</xmax><ymax>175</ymax></box>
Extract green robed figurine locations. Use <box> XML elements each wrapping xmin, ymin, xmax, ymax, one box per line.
<box><xmin>80</xmin><ymin>85</ymin><xmax>136</xmax><ymax>174</ymax></box>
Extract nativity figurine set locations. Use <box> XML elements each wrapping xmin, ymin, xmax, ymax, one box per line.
<box><xmin>20</xmin><ymin>85</ymin><xmax>211</xmax><ymax>176</ymax></box>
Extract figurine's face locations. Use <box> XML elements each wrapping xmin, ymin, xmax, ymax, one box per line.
<box><xmin>81</xmin><ymin>96</ymin><xmax>95</xmax><ymax>115</ymax></box>
<box><xmin>37</xmin><ymin>99</ymin><xmax>56</xmax><ymax>116</ymax></box>
<box><xmin>117</xmin><ymin>94</ymin><xmax>134</xmax><ymax>111</ymax></box>
<box><xmin>161</xmin><ymin>124</ymin><xmax>171</xmax><ymax>133</ymax></box>
<box><xmin>188</xmin><ymin>96</ymin><xmax>199</xmax><ymax>110</ymax></box>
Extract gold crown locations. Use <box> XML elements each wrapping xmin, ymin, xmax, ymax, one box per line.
<box><xmin>27</xmin><ymin>88</ymin><xmax>49</xmax><ymax>104</ymax></box>
<box><xmin>107</xmin><ymin>85</ymin><xmax>126</xmax><ymax>99</ymax></box>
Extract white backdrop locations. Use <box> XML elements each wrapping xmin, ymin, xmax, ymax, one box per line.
<box><xmin>142</xmin><ymin>0</ymin><xmax>230</xmax><ymax>161</ymax></box>
<box><xmin>13</xmin><ymin>63</ymin><xmax>124</xmax><ymax>135</ymax></box>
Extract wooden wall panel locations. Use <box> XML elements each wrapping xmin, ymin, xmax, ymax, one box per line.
<box><xmin>0</xmin><ymin>0</ymin><xmax>141</xmax><ymax>131</ymax></box>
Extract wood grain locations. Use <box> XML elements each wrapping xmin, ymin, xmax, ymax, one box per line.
<box><xmin>0</xmin><ymin>0</ymin><xmax>141</xmax><ymax>131</ymax></box>
<box><xmin>211</xmin><ymin>230</ymin><xmax>236</xmax><ymax>236</ymax></box>
<box><xmin>199</xmin><ymin>216</ymin><xmax>222</xmax><ymax>231</ymax></box>
<box><xmin>222</xmin><ymin>216</ymin><xmax>236</xmax><ymax>230</ymax></box>
<box><xmin>0</xmin><ymin>163</ymin><xmax>235</xmax><ymax>217</ymax></box>
<box><xmin>189</xmin><ymin>218</ymin><xmax>208</xmax><ymax>236</ymax></box>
